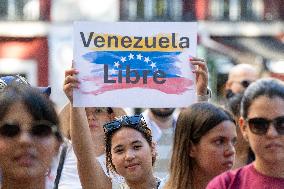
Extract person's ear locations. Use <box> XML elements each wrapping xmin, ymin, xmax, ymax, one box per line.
<box><xmin>225</xmin><ymin>81</ymin><xmax>231</xmax><ymax>90</ymax></box>
<box><xmin>239</xmin><ymin>117</ymin><xmax>248</xmax><ymax>141</ymax></box>
<box><xmin>189</xmin><ymin>141</ymin><xmax>197</xmax><ymax>158</ymax></box>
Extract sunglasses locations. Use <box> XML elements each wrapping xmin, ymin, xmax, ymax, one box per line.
<box><xmin>14</xmin><ymin>75</ymin><xmax>30</xmax><ymax>85</ymax></box>
<box><xmin>0</xmin><ymin>79</ymin><xmax>6</xmax><ymax>92</ymax></box>
<box><xmin>0</xmin><ymin>75</ymin><xmax>30</xmax><ymax>92</ymax></box>
<box><xmin>85</xmin><ymin>107</ymin><xmax>113</xmax><ymax>115</ymax></box>
<box><xmin>246</xmin><ymin>116</ymin><xmax>284</xmax><ymax>135</ymax></box>
<box><xmin>103</xmin><ymin>114</ymin><xmax>147</xmax><ymax>134</ymax></box>
<box><xmin>0</xmin><ymin>120</ymin><xmax>59</xmax><ymax>138</ymax></box>
<box><xmin>237</xmin><ymin>80</ymin><xmax>253</xmax><ymax>88</ymax></box>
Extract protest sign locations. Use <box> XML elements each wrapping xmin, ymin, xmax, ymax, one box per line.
<box><xmin>73</xmin><ymin>22</ymin><xmax>197</xmax><ymax>107</ymax></box>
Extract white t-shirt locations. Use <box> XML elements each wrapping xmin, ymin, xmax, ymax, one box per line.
<box><xmin>112</xmin><ymin>177</ymin><xmax>166</xmax><ymax>189</ymax></box>
<box><xmin>47</xmin><ymin>139</ymin><xmax>123</xmax><ymax>189</ymax></box>
<box><xmin>46</xmin><ymin>139</ymin><xmax>82</xmax><ymax>189</ymax></box>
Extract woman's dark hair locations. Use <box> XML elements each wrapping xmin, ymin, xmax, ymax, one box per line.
<box><xmin>104</xmin><ymin>115</ymin><xmax>155</xmax><ymax>174</ymax></box>
<box><xmin>166</xmin><ymin>102</ymin><xmax>235</xmax><ymax>189</ymax></box>
<box><xmin>241</xmin><ymin>78</ymin><xmax>284</xmax><ymax>119</ymax></box>
<box><xmin>226</xmin><ymin>92</ymin><xmax>244</xmax><ymax>119</ymax></box>
<box><xmin>0</xmin><ymin>84</ymin><xmax>62</xmax><ymax>142</ymax></box>
<box><xmin>226</xmin><ymin>92</ymin><xmax>256</xmax><ymax>164</ymax></box>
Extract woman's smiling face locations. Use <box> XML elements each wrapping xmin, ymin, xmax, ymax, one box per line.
<box><xmin>110</xmin><ymin>127</ymin><xmax>154</xmax><ymax>182</ymax></box>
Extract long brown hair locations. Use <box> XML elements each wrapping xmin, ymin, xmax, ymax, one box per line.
<box><xmin>165</xmin><ymin>102</ymin><xmax>235</xmax><ymax>189</ymax></box>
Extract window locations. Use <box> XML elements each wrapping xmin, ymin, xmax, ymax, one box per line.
<box><xmin>209</xmin><ymin>0</ymin><xmax>265</xmax><ymax>21</ymax></box>
<box><xmin>0</xmin><ymin>0</ymin><xmax>40</xmax><ymax>21</ymax></box>
<box><xmin>120</xmin><ymin>0</ymin><xmax>183</xmax><ymax>21</ymax></box>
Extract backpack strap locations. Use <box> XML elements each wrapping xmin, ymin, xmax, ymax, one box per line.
<box><xmin>53</xmin><ymin>142</ymin><xmax>68</xmax><ymax>189</ymax></box>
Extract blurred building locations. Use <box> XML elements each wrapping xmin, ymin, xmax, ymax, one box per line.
<box><xmin>49</xmin><ymin>0</ymin><xmax>119</xmax><ymax>109</ymax></box>
<box><xmin>0</xmin><ymin>0</ymin><xmax>120</xmax><ymax>109</ymax></box>
<box><xmin>119</xmin><ymin>0</ymin><xmax>284</xmax><ymax>100</ymax></box>
<box><xmin>1</xmin><ymin>0</ymin><xmax>283</xmax><ymax>106</ymax></box>
<box><xmin>0</xmin><ymin>0</ymin><xmax>50</xmax><ymax>86</ymax></box>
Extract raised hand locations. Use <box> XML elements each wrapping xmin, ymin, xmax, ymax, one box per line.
<box><xmin>190</xmin><ymin>57</ymin><xmax>208</xmax><ymax>96</ymax></box>
<box><xmin>63</xmin><ymin>68</ymin><xmax>80</xmax><ymax>103</ymax></box>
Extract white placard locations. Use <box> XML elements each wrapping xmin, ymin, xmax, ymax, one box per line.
<box><xmin>73</xmin><ymin>22</ymin><xmax>197</xmax><ymax>108</ymax></box>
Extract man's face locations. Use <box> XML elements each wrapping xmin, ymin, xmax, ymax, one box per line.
<box><xmin>226</xmin><ymin>69</ymin><xmax>258</xmax><ymax>94</ymax></box>
<box><xmin>150</xmin><ymin>108</ymin><xmax>175</xmax><ymax>118</ymax></box>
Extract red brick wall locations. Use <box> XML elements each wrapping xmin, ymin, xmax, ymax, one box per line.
<box><xmin>0</xmin><ymin>37</ymin><xmax>49</xmax><ymax>86</ymax></box>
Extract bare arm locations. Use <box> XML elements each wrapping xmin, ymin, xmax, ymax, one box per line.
<box><xmin>64</xmin><ymin>68</ymin><xmax>112</xmax><ymax>189</ymax></box>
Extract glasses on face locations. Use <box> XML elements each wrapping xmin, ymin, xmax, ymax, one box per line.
<box><xmin>85</xmin><ymin>107</ymin><xmax>113</xmax><ymax>115</ymax></box>
<box><xmin>240</xmin><ymin>80</ymin><xmax>252</xmax><ymax>88</ymax></box>
<box><xmin>94</xmin><ymin>108</ymin><xmax>108</xmax><ymax>114</ymax></box>
<box><xmin>103</xmin><ymin>114</ymin><xmax>146</xmax><ymax>134</ymax></box>
<box><xmin>0</xmin><ymin>120</ymin><xmax>59</xmax><ymax>139</ymax></box>
<box><xmin>246</xmin><ymin>116</ymin><xmax>284</xmax><ymax>135</ymax></box>
<box><xmin>234</xmin><ymin>80</ymin><xmax>252</xmax><ymax>88</ymax></box>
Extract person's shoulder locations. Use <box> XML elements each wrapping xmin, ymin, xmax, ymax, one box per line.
<box><xmin>206</xmin><ymin>171</ymin><xmax>232</xmax><ymax>189</ymax></box>
<box><xmin>141</xmin><ymin>109</ymin><xmax>155</xmax><ymax>127</ymax></box>
<box><xmin>206</xmin><ymin>165</ymin><xmax>250</xmax><ymax>189</ymax></box>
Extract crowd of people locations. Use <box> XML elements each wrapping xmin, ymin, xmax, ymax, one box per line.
<box><xmin>0</xmin><ymin>59</ymin><xmax>283</xmax><ymax>189</ymax></box>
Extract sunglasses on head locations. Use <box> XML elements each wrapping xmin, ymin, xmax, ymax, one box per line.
<box><xmin>0</xmin><ymin>120</ymin><xmax>59</xmax><ymax>138</ymax></box>
<box><xmin>103</xmin><ymin>114</ymin><xmax>146</xmax><ymax>134</ymax></box>
<box><xmin>0</xmin><ymin>79</ymin><xmax>7</xmax><ymax>92</ymax></box>
<box><xmin>0</xmin><ymin>75</ymin><xmax>30</xmax><ymax>92</ymax></box>
<box><xmin>246</xmin><ymin>116</ymin><xmax>284</xmax><ymax>135</ymax></box>
<box><xmin>14</xmin><ymin>75</ymin><xmax>30</xmax><ymax>85</ymax></box>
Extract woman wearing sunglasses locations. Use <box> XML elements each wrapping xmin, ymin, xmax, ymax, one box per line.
<box><xmin>0</xmin><ymin>85</ymin><xmax>62</xmax><ymax>189</ymax></box>
<box><xmin>164</xmin><ymin>102</ymin><xmax>237</xmax><ymax>189</ymax></box>
<box><xmin>207</xmin><ymin>78</ymin><xmax>284</xmax><ymax>189</ymax></box>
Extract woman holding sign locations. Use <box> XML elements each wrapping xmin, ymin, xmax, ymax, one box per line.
<box><xmin>63</xmin><ymin>58</ymin><xmax>209</xmax><ymax>189</ymax></box>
